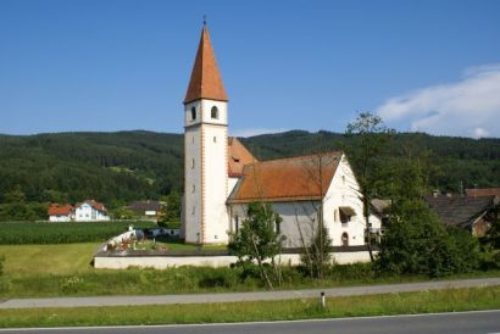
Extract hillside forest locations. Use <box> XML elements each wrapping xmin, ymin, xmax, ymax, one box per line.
<box><xmin>0</xmin><ymin>130</ymin><xmax>499</xmax><ymax>220</ymax></box>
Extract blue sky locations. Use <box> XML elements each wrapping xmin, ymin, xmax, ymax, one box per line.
<box><xmin>1</xmin><ymin>0</ymin><xmax>499</xmax><ymax>137</ymax></box>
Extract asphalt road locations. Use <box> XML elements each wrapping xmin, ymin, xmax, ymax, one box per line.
<box><xmin>1</xmin><ymin>277</ymin><xmax>499</xmax><ymax>309</ymax></box>
<box><xmin>0</xmin><ymin>310</ymin><xmax>499</xmax><ymax>334</ymax></box>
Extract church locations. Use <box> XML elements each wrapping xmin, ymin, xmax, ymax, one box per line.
<box><xmin>180</xmin><ymin>24</ymin><xmax>381</xmax><ymax>248</ymax></box>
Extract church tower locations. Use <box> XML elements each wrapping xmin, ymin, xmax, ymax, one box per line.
<box><xmin>183</xmin><ymin>23</ymin><xmax>229</xmax><ymax>244</ymax></box>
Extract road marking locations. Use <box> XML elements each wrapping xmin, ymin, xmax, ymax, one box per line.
<box><xmin>0</xmin><ymin>309</ymin><xmax>499</xmax><ymax>332</ymax></box>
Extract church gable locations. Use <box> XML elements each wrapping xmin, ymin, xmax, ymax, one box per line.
<box><xmin>228</xmin><ymin>137</ymin><xmax>258</xmax><ymax>177</ymax></box>
<box><xmin>228</xmin><ymin>152</ymin><xmax>342</xmax><ymax>203</ymax></box>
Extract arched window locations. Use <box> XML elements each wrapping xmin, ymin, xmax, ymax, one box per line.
<box><xmin>341</xmin><ymin>232</ymin><xmax>349</xmax><ymax>247</ymax></box>
<box><xmin>191</xmin><ymin>107</ymin><xmax>196</xmax><ymax>121</ymax></box>
<box><xmin>211</xmin><ymin>106</ymin><xmax>219</xmax><ymax>119</ymax></box>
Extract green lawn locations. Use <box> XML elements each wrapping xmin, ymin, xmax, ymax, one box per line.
<box><xmin>0</xmin><ymin>286</ymin><xmax>498</xmax><ymax>328</ymax></box>
<box><xmin>0</xmin><ymin>242</ymin><xmax>226</xmax><ymax>277</ymax></box>
<box><xmin>0</xmin><ymin>243</ymin><xmax>99</xmax><ymax>276</ymax></box>
<box><xmin>0</xmin><ymin>243</ymin><xmax>499</xmax><ymax>299</ymax></box>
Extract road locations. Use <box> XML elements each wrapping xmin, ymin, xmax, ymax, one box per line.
<box><xmin>0</xmin><ymin>277</ymin><xmax>499</xmax><ymax>309</ymax></box>
<box><xmin>0</xmin><ymin>310</ymin><xmax>499</xmax><ymax>334</ymax></box>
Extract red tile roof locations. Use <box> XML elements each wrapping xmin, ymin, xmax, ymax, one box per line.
<box><xmin>466</xmin><ymin>188</ymin><xmax>500</xmax><ymax>198</ymax></box>
<box><xmin>76</xmin><ymin>200</ymin><xmax>107</xmax><ymax>212</ymax></box>
<box><xmin>228</xmin><ymin>152</ymin><xmax>342</xmax><ymax>203</ymax></box>
<box><xmin>228</xmin><ymin>137</ymin><xmax>258</xmax><ymax>177</ymax></box>
<box><xmin>184</xmin><ymin>25</ymin><xmax>228</xmax><ymax>104</ymax></box>
<box><xmin>48</xmin><ymin>204</ymin><xmax>73</xmax><ymax>216</ymax></box>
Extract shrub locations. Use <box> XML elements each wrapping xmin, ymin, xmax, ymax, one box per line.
<box><xmin>377</xmin><ymin>200</ymin><xmax>481</xmax><ymax>277</ymax></box>
<box><xmin>327</xmin><ymin>262</ymin><xmax>374</xmax><ymax>281</ymax></box>
<box><xmin>60</xmin><ymin>276</ymin><xmax>85</xmax><ymax>294</ymax></box>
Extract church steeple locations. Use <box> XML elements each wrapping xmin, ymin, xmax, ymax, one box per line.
<box><xmin>184</xmin><ymin>24</ymin><xmax>228</xmax><ymax>104</ymax></box>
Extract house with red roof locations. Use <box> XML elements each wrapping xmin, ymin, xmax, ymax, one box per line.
<box><xmin>180</xmin><ymin>23</ymin><xmax>381</xmax><ymax>249</ymax></box>
<box><xmin>48</xmin><ymin>204</ymin><xmax>74</xmax><ymax>222</ymax></box>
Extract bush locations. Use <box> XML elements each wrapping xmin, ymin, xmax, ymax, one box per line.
<box><xmin>377</xmin><ymin>200</ymin><xmax>480</xmax><ymax>277</ymax></box>
<box><xmin>327</xmin><ymin>263</ymin><xmax>375</xmax><ymax>281</ymax></box>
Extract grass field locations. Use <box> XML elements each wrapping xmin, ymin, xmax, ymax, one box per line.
<box><xmin>0</xmin><ymin>286</ymin><xmax>498</xmax><ymax>328</ymax></box>
<box><xmin>0</xmin><ymin>243</ymin><xmax>98</xmax><ymax>276</ymax></box>
<box><xmin>1</xmin><ymin>243</ymin><xmax>500</xmax><ymax>299</ymax></box>
<box><xmin>0</xmin><ymin>221</ymin><xmax>158</xmax><ymax>245</ymax></box>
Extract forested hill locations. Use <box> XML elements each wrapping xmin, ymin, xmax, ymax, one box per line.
<box><xmin>0</xmin><ymin>130</ymin><xmax>499</xmax><ymax>207</ymax></box>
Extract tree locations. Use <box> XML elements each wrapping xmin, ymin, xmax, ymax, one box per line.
<box><xmin>4</xmin><ymin>185</ymin><xmax>26</xmax><ymax>203</ymax></box>
<box><xmin>346</xmin><ymin>112</ymin><xmax>392</xmax><ymax>261</ymax></box>
<box><xmin>228</xmin><ymin>202</ymin><xmax>285</xmax><ymax>289</ymax></box>
<box><xmin>300</xmin><ymin>225</ymin><xmax>332</xmax><ymax>279</ymax></box>
<box><xmin>479</xmin><ymin>204</ymin><xmax>500</xmax><ymax>268</ymax></box>
<box><xmin>377</xmin><ymin>148</ymin><xmax>481</xmax><ymax>277</ymax></box>
<box><xmin>166</xmin><ymin>191</ymin><xmax>181</xmax><ymax>222</ymax></box>
<box><xmin>296</xmin><ymin>152</ymin><xmax>335</xmax><ymax>279</ymax></box>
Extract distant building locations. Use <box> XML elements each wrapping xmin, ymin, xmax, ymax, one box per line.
<box><xmin>128</xmin><ymin>200</ymin><xmax>162</xmax><ymax>219</ymax></box>
<box><xmin>48</xmin><ymin>204</ymin><xmax>74</xmax><ymax>222</ymax></box>
<box><xmin>425</xmin><ymin>195</ymin><xmax>496</xmax><ymax>237</ymax></box>
<box><xmin>74</xmin><ymin>200</ymin><xmax>110</xmax><ymax>222</ymax></box>
<box><xmin>466</xmin><ymin>188</ymin><xmax>500</xmax><ymax>205</ymax></box>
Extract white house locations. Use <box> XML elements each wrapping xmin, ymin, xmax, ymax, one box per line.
<box><xmin>74</xmin><ymin>200</ymin><xmax>110</xmax><ymax>222</ymax></box>
<box><xmin>48</xmin><ymin>204</ymin><xmax>74</xmax><ymax>222</ymax></box>
<box><xmin>181</xmin><ymin>24</ymin><xmax>381</xmax><ymax>247</ymax></box>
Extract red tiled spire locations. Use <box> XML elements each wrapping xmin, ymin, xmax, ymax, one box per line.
<box><xmin>184</xmin><ymin>25</ymin><xmax>228</xmax><ymax>104</ymax></box>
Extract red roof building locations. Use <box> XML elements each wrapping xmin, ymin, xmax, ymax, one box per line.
<box><xmin>48</xmin><ymin>204</ymin><xmax>74</xmax><ymax>222</ymax></box>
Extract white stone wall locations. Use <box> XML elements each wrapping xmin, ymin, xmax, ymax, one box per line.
<box><xmin>94</xmin><ymin>251</ymin><xmax>375</xmax><ymax>269</ymax></box>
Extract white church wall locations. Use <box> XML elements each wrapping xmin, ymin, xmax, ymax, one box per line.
<box><xmin>184</xmin><ymin>127</ymin><xmax>202</xmax><ymax>243</ymax></box>
<box><xmin>228</xmin><ymin>202</ymin><xmax>320</xmax><ymax>248</ymax></box>
<box><xmin>200</xmin><ymin>100</ymin><xmax>228</xmax><ymax>124</ymax></box>
<box><xmin>323</xmin><ymin>154</ymin><xmax>366</xmax><ymax>247</ymax></box>
<box><xmin>228</xmin><ymin>177</ymin><xmax>239</xmax><ymax>197</ymax></box>
<box><xmin>202</xmin><ymin>124</ymin><xmax>229</xmax><ymax>244</ymax></box>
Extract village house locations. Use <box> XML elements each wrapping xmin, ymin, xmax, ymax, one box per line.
<box><xmin>425</xmin><ymin>194</ymin><xmax>497</xmax><ymax>237</ymax></box>
<box><xmin>127</xmin><ymin>200</ymin><xmax>162</xmax><ymax>220</ymax></box>
<box><xmin>49</xmin><ymin>200</ymin><xmax>110</xmax><ymax>222</ymax></box>
<box><xmin>180</xmin><ymin>24</ymin><xmax>381</xmax><ymax>248</ymax></box>
<box><xmin>466</xmin><ymin>188</ymin><xmax>500</xmax><ymax>205</ymax></box>
<box><xmin>74</xmin><ymin>200</ymin><xmax>110</xmax><ymax>222</ymax></box>
<box><xmin>48</xmin><ymin>203</ymin><xmax>74</xmax><ymax>222</ymax></box>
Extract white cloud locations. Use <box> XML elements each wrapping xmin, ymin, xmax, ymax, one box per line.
<box><xmin>231</xmin><ymin>128</ymin><xmax>289</xmax><ymax>138</ymax></box>
<box><xmin>376</xmin><ymin>63</ymin><xmax>500</xmax><ymax>138</ymax></box>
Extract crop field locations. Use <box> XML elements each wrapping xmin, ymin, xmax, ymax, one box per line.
<box><xmin>0</xmin><ymin>221</ymin><xmax>157</xmax><ymax>244</ymax></box>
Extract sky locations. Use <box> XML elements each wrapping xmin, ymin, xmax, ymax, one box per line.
<box><xmin>1</xmin><ymin>0</ymin><xmax>499</xmax><ymax>138</ymax></box>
